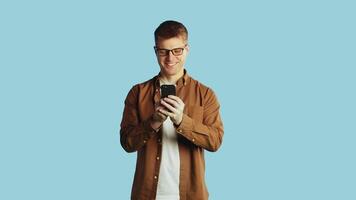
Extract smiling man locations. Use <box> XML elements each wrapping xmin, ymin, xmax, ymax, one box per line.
<box><xmin>120</xmin><ymin>20</ymin><xmax>224</xmax><ymax>200</ymax></box>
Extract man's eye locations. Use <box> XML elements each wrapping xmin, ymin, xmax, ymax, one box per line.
<box><xmin>173</xmin><ymin>49</ymin><xmax>182</xmax><ymax>54</ymax></box>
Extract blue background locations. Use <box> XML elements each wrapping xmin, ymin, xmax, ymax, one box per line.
<box><xmin>1</xmin><ymin>0</ymin><xmax>355</xmax><ymax>199</ymax></box>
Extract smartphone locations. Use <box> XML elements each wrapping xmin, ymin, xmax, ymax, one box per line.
<box><xmin>161</xmin><ymin>85</ymin><xmax>176</xmax><ymax>98</ymax></box>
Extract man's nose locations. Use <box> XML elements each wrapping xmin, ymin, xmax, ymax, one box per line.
<box><xmin>166</xmin><ymin>51</ymin><xmax>175</xmax><ymax>61</ymax></box>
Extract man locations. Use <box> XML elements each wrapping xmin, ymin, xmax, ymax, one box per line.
<box><xmin>120</xmin><ymin>20</ymin><xmax>224</xmax><ymax>200</ymax></box>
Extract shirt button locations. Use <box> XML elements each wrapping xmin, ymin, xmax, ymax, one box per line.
<box><xmin>143</xmin><ymin>140</ymin><xmax>147</xmax><ymax>144</ymax></box>
<box><xmin>154</xmin><ymin>176</ymin><xmax>158</xmax><ymax>179</ymax></box>
<box><xmin>156</xmin><ymin>156</ymin><xmax>160</xmax><ymax>160</ymax></box>
<box><xmin>155</xmin><ymin>89</ymin><xmax>159</xmax><ymax>93</ymax></box>
<box><xmin>192</xmin><ymin>138</ymin><xmax>195</xmax><ymax>142</ymax></box>
<box><xmin>177</xmin><ymin>129</ymin><xmax>182</xmax><ymax>133</ymax></box>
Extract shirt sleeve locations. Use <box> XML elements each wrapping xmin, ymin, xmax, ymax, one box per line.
<box><xmin>176</xmin><ymin>88</ymin><xmax>224</xmax><ymax>152</ymax></box>
<box><xmin>120</xmin><ymin>85</ymin><xmax>157</xmax><ymax>152</ymax></box>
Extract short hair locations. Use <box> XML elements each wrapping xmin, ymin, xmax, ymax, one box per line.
<box><xmin>154</xmin><ymin>20</ymin><xmax>188</xmax><ymax>45</ymax></box>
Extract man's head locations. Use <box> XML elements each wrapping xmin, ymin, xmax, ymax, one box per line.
<box><xmin>154</xmin><ymin>20</ymin><xmax>189</xmax><ymax>79</ymax></box>
<box><xmin>154</xmin><ymin>20</ymin><xmax>188</xmax><ymax>45</ymax></box>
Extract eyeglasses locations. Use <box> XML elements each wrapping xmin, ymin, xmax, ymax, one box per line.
<box><xmin>154</xmin><ymin>44</ymin><xmax>187</xmax><ymax>56</ymax></box>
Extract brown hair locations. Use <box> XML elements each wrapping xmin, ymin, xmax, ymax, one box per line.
<box><xmin>154</xmin><ymin>20</ymin><xmax>188</xmax><ymax>45</ymax></box>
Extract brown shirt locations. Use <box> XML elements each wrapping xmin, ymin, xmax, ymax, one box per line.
<box><xmin>120</xmin><ymin>70</ymin><xmax>224</xmax><ymax>200</ymax></box>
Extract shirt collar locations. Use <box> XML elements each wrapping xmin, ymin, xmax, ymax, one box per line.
<box><xmin>154</xmin><ymin>69</ymin><xmax>189</xmax><ymax>88</ymax></box>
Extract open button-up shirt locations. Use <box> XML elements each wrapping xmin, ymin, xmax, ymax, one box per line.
<box><xmin>120</xmin><ymin>70</ymin><xmax>224</xmax><ymax>200</ymax></box>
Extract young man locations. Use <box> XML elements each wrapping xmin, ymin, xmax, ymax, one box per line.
<box><xmin>120</xmin><ymin>20</ymin><xmax>224</xmax><ymax>200</ymax></box>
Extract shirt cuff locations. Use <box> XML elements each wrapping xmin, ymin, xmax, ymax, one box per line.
<box><xmin>175</xmin><ymin>114</ymin><xmax>196</xmax><ymax>142</ymax></box>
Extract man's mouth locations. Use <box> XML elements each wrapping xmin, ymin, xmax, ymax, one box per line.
<box><xmin>165</xmin><ymin>63</ymin><xmax>177</xmax><ymax>67</ymax></box>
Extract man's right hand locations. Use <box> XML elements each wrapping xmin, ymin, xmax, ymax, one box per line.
<box><xmin>150</xmin><ymin>105</ymin><xmax>167</xmax><ymax>131</ymax></box>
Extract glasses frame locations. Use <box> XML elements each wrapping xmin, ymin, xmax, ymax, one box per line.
<box><xmin>154</xmin><ymin>44</ymin><xmax>188</xmax><ymax>57</ymax></box>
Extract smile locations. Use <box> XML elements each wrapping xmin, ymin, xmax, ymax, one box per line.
<box><xmin>165</xmin><ymin>63</ymin><xmax>177</xmax><ymax>67</ymax></box>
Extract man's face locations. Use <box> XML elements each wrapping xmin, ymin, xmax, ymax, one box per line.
<box><xmin>155</xmin><ymin>36</ymin><xmax>189</xmax><ymax>77</ymax></box>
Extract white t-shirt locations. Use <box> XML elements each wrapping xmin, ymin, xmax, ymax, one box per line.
<box><xmin>156</xmin><ymin>83</ymin><xmax>180</xmax><ymax>200</ymax></box>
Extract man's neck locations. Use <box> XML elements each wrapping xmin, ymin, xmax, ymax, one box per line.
<box><xmin>159</xmin><ymin>69</ymin><xmax>184</xmax><ymax>84</ymax></box>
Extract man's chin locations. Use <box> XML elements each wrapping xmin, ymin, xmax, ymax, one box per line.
<box><xmin>160</xmin><ymin>65</ymin><xmax>183</xmax><ymax>77</ymax></box>
<box><xmin>162</xmin><ymin>67</ymin><xmax>177</xmax><ymax>75</ymax></box>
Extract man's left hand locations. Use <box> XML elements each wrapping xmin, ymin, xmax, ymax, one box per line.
<box><xmin>159</xmin><ymin>95</ymin><xmax>185</xmax><ymax>125</ymax></box>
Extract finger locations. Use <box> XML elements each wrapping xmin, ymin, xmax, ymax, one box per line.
<box><xmin>161</xmin><ymin>100</ymin><xmax>177</xmax><ymax>113</ymax></box>
<box><xmin>163</xmin><ymin>98</ymin><xmax>179</xmax><ymax>108</ymax></box>
<box><xmin>157</xmin><ymin>109</ymin><xmax>167</xmax><ymax>116</ymax></box>
<box><xmin>156</xmin><ymin>105</ymin><xmax>165</xmax><ymax>111</ymax></box>
<box><xmin>168</xmin><ymin>95</ymin><xmax>184</xmax><ymax>104</ymax></box>
<box><xmin>152</xmin><ymin>112</ymin><xmax>166</xmax><ymax>122</ymax></box>
<box><xmin>159</xmin><ymin>108</ymin><xmax>174</xmax><ymax>118</ymax></box>
<box><xmin>157</xmin><ymin>112</ymin><xmax>167</xmax><ymax>120</ymax></box>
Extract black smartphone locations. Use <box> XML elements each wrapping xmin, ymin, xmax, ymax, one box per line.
<box><xmin>161</xmin><ymin>85</ymin><xmax>176</xmax><ymax>98</ymax></box>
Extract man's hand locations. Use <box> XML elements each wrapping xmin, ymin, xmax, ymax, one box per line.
<box><xmin>150</xmin><ymin>105</ymin><xmax>168</xmax><ymax>131</ymax></box>
<box><xmin>159</xmin><ymin>95</ymin><xmax>185</xmax><ymax>125</ymax></box>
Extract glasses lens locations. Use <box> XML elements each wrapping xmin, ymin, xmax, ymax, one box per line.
<box><xmin>172</xmin><ymin>48</ymin><xmax>183</xmax><ymax>56</ymax></box>
<box><xmin>157</xmin><ymin>49</ymin><xmax>168</xmax><ymax>56</ymax></box>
